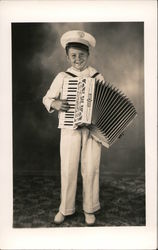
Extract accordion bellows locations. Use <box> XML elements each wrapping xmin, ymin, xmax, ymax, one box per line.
<box><xmin>59</xmin><ymin>77</ymin><xmax>137</xmax><ymax>148</ymax></box>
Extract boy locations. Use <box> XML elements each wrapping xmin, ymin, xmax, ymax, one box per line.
<box><xmin>43</xmin><ymin>30</ymin><xmax>105</xmax><ymax>225</ymax></box>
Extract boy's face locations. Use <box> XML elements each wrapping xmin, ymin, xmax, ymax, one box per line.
<box><xmin>67</xmin><ymin>47</ymin><xmax>89</xmax><ymax>71</ymax></box>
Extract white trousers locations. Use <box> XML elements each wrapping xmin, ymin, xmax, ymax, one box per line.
<box><xmin>59</xmin><ymin>127</ymin><xmax>102</xmax><ymax>216</ymax></box>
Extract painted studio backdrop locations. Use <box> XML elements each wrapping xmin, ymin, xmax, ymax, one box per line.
<box><xmin>12</xmin><ymin>23</ymin><xmax>145</xmax><ymax>227</ymax></box>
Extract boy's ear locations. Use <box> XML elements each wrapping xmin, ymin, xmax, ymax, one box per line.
<box><xmin>66</xmin><ymin>55</ymin><xmax>70</xmax><ymax>62</ymax></box>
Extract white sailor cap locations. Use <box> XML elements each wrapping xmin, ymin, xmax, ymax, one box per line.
<box><xmin>60</xmin><ymin>30</ymin><xmax>96</xmax><ymax>49</ymax></box>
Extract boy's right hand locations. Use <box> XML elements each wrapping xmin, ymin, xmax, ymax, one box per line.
<box><xmin>51</xmin><ymin>99</ymin><xmax>70</xmax><ymax>112</ymax></box>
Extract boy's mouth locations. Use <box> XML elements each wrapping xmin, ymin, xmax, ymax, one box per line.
<box><xmin>75</xmin><ymin>61</ymin><xmax>84</xmax><ymax>66</ymax></box>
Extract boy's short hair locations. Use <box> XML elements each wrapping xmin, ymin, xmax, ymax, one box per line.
<box><xmin>65</xmin><ymin>42</ymin><xmax>89</xmax><ymax>55</ymax></box>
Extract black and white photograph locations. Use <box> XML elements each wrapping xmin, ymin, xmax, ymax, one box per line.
<box><xmin>12</xmin><ymin>22</ymin><xmax>145</xmax><ymax>228</ymax></box>
<box><xmin>0</xmin><ymin>1</ymin><xmax>157</xmax><ymax>249</ymax></box>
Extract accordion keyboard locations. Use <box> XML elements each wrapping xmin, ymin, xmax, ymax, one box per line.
<box><xmin>59</xmin><ymin>79</ymin><xmax>78</xmax><ymax>128</ymax></box>
<box><xmin>58</xmin><ymin>77</ymin><xmax>95</xmax><ymax>129</ymax></box>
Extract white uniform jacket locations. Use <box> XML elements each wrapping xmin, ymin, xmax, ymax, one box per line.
<box><xmin>43</xmin><ymin>66</ymin><xmax>104</xmax><ymax>117</ymax></box>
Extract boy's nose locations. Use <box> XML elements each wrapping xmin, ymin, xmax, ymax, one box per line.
<box><xmin>76</xmin><ymin>55</ymin><xmax>81</xmax><ymax>61</ymax></box>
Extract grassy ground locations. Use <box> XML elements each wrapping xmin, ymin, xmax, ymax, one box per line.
<box><xmin>13</xmin><ymin>173</ymin><xmax>145</xmax><ymax>227</ymax></box>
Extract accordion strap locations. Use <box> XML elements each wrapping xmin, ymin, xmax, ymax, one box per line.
<box><xmin>65</xmin><ymin>71</ymin><xmax>100</xmax><ymax>78</ymax></box>
<box><xmin>65</xmin><ymin>72</ymin><xmax>77</xmax><ymax>77</ymax></box>
<box><xmin>91</xmin><ymin>72</ymin><xmax>100</xmax><ymax>78</ymax></box>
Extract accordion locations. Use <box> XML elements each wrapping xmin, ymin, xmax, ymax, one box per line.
<box><xmin>58</xmin><ymin>77</ymin><xmax>137</xmax><ymax>148</ymax></box>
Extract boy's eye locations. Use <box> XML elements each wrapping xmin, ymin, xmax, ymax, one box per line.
<box><xmin>69</xmin><ymin>52</ymin><xmax>87</xmax><ymax>59</ymax></box>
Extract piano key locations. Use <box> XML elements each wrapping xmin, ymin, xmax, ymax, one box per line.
<box><xmin>64</xmin><ymin>118</ymin><xmax>74</xmax><ymax>122</ymax></box>
<box><xmin>68</xmin><ymin>87</ymin><xmax>77</xmax><ymax>89</ymax></box>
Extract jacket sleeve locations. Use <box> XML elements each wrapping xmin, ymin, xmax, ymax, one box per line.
<box><xmin>42</xmin><ymin>72</ymin><xmax>65</xmax><ymax>113</ymax></box>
